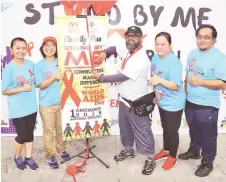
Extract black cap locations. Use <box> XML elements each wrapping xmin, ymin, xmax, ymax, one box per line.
<box><xmin>125</xmin><ymin>26</ymin><xmax>143</xmax><ymax>37</ymax></box>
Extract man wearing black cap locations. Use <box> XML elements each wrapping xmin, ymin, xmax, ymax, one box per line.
<box><xmin>93</xmin><ymin>26</ymin><xmax>156</xmax><ymax>175</ymax></box>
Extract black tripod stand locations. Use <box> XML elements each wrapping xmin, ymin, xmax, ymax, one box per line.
<box><xmin>60</xmin><ymin>138</ymin><xmax>109</xmax><ymax>169</ymax></box>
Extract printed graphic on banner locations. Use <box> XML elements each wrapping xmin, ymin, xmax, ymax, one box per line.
<box><xmin>220</xmin><ymin>117</ymin><xmax>226</xmax><ymax>129</ymax></box>
<box><xmin>1</xmin><ymin>119</ymin><xmax>16</xmax><ymax>134</ymax></box>
<box><xmin>1</xmin><ymin>0</ymin><xmax>226</xmax><ymax>136</ymax></box>
<box><xmin>56</xmin><ymin>16</ymin><xmax>110</xmax><ymax>140</ymax></box>
<box><xmin>1</xmin><ymin>119</ymin><xmax>9</xmax><ymax>128</ymax></box>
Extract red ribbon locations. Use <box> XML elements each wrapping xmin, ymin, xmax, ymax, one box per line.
<box><xmin>66</xmin><ymin>139</ymin><xmax>90</xmax><ymax>182</ymax></box>
<box><xmin>27</xmin><ymin>42</ymin><xmax>34</xmax><ymax>57</ymax></box>
<box><xmin>60</xmin><ymin>0</ymin><xmax>117</xmax><ymax>16</ymax></box>
<box><xmin>61</xmin><ymin>70</ymin><xmax>81</xmax><ymax>109</ymax></box>
<box><xmin>28</xmin><ymin>69</ymin><xmax>34</xmax><ymax>77</ymax></box>
<box><xmin>121</xmin><ymin>45</ymin><xmax>143</xmax><ymax>70</ymax></box>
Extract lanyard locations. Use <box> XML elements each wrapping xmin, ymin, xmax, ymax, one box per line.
<box><xmin>121</xmin><ymin>45</ymin><xmax>143</xmax><ymax>70</ymax></box>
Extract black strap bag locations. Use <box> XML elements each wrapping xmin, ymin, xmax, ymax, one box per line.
<box><xmin>121</xmin><ymin>92</ymin><xmax>156</xmax><ymax>116</ymax></box>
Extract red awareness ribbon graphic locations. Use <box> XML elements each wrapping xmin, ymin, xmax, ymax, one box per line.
<box><xmin>28</xmin><ymin>69</ymin><xmax>34</xmax><ymax>77</ymax></box>
<box><xmin>61</xmin><ymin>70</ymin><xmax>81</xmax><ymax>109</ymax></box>
<box><xmin>27</xmin><ymin>42</ymin><xmax>34</xmax><ymax>57</ymax></box>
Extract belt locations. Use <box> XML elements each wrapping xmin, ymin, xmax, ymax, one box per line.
<box><xmin>120</xmin><ymin>96</ymin><xmax>133</xmax><ymax>106</ymax></box>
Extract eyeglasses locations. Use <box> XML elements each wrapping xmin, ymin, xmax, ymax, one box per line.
<box><xmin>43</xmin><ymin>44</ymin><xmax>56</xmax><ymax>49</ymax></box>
<box><xmin>196</xmin><ymin>35</ymin><xmax>213</xmax><ymax>41</ymax></box>
<box><xmin>125</xmin><ymin>34</ymin><xmax>141</xmax><ymax>39</ymax></box>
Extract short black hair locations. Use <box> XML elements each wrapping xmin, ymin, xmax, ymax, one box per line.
<box><xmin>196</xmin><ymin>24</ymin><xmax>217</xmax><ymax>40</ymax></box>
<box><xmin>155</xmin><ymin>32</ymin><xmax>172</xmax><ymax>45</ymax></box>
<box><xmin>10</xmin><ymin>37</ymin><xmax>27</xmax><ymax>59</ymax></box>
<box><xmin>39</xmin><ymin>43</ymin><xmax>58</xmax><ymax>58</ymax></box>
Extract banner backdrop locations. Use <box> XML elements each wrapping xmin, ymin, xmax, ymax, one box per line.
<box><xmin>1</xmin><ymin>0</ymin><xmax>226</xmax><ymax>136</ymax></box>
<box><xmin>55</xmin><ymin>16</ymin><xmax>110</xmax><ymax>140</ymax></box>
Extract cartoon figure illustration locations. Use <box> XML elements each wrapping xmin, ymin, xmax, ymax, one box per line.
<box><xmin>101</xmin><ymin>119</ymin><xmax>111</xmax><ymax>136</ymax></box>
<box><xmin>220</xmin><ymin>117</ymin><xmax>226</xmax><ymax>128</ymax></box>
<box><xmin>64</xmin><ymin>123</ymin><xmax>73</xmax><ymax>140</ymax></box>
<box><xmin>73</xmin><ymin>122</ymin><xmax>83</xmax><ymax>138</ymax></box>
<box><xmin>93</xmin><ymin>120</ymin><xmax>101</xmax><ymax>137</ymax></box>
<box><xmin>83</xmin><ymin>121</ymin><xmax>92</xmax><ymax>138</ymax></box>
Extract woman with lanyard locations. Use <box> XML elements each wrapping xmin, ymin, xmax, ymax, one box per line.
<box><xmin>149</xmin><ymin>32</ymin><xmax>186</xmax><ymax>170</ymax></box>
<box><xmin>34</xmin><ymin>37</ymin><xmax>70</xmax><ymax>169</ymax></box>
<box><xmin>2</xmin><ymin>37</ymin><xmax>39</xmax><ymax>171</ymax></box>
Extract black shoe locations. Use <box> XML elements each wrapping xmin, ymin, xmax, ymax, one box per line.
<box><xmin>114</xmin><ymin>150</ymin><xmax>135</xmax><ymax>161</ymax></box>
<box><xmin>178</xmin><ymin>148</ymin><xmax>201</xmax><ymax>160</ymax></box>
<box><xmin>195</xmin><ymin>159</ymin><xmax>213</xmax><ymax>177</ymax></box>
<box><xmin>142</xmin><ymin>159</ymin><xmax>156</xmax><ymax>175</ymax></box>
<box><xmin>46</xmin><ymin>155</ymin><xmax>59</xmax><ymax>169</ymax></box>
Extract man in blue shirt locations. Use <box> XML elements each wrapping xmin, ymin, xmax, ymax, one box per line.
<box><xmin>178</xmin><ymin>25</ymin><xmax>226</xmax><ymax>177</ymax></box>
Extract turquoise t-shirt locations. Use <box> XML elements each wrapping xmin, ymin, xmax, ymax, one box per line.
<box><xmin>2</xmin><ymin>59</ymin><xmax>37</xmax><ymax>119</ymax></box>
<box><xmin>34</xmin><ymin>59</ymin><xmax>60</xmax><ymax>107</ymax></box>
<box><xmin>186</xmin><ymin>47</ymin><xmax>226</xmax><ymax>108</ymax></box>
<box><xmin>151</xmin><ymin>53</ymin><xmax>186</xmax><ymax>111</ymax></box>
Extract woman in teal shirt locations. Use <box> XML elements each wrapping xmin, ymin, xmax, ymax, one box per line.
<box><xmin>149</xmin><ymin>32</ymin><xmax>186</xmax><ymax>170</ymax></box>
<box><xmin>2</xmin><ymin>37</ymin><xmax>39</xmax><ymax>171</ymax></box>
<box><xmin>34</xmin><ymin>36</ymin><xmax>70</xmax><ymax>169</ymax></box>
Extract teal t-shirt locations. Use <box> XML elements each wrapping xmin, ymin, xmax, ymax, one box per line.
<box><xmin>34</xmin><ymin>59</ymin><xmax>60</xmax><ymax>107</ymax></box>
<box><xmin>2</xmin><ymin>59</ymin><xmax>37</xmax><ymax>118</ymax></box>
<box><xmin>186</xmin><ymin>47</ymin><xmax>226</xmax><ymax>108</ymax></box>
<box><xmin>151</xmin><ymin>53</ymin><xmax>186</xmax><ymax>111</ymax></box>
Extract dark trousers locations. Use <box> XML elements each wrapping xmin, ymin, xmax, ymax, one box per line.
<box><xmin>103</xmin><ymin>128</ymin><xmax>110</xmax><ymax>135</ymax></box>
<box><xmin>118</xmin><ymin>101</ymin><xmax>155</xmax><ymax>155</ymax></box>
<box><xmin>159</xmin><ymin>107</ymin><xmax>183</xmax><ymax>158</ymax></box>
<box><xmin>12</xmin><ymin>112</ymin><xmax>37</xmax><ymax>144</ymax></box>
<box><xmin>185</xmin><ymin>101</ymin><xmax>218</xmax><ymax>163</ymax></box>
